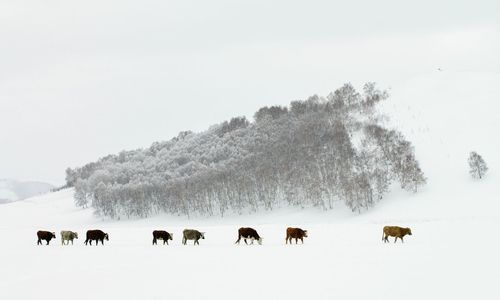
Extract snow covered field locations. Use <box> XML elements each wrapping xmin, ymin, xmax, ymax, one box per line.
<box><xmin>1</xmin><ymin>71</ymin><xmax>499</xmax><ymax>300</ymax></box>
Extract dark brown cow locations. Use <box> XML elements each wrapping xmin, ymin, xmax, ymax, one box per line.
<box><xmin>235</xmin><ymin>227</ymin><xmax>263</xmax><ymax>245</ymax></box>
<box><xmin>152</xmin><ymin>230</ymin><xmax>173</xmax><ymax>245</ymax></box>
<box><xmin>37</xmin><ymin>231</ymin><xmax>56</xmax><ymax>245</ymax></box>
<box><xmin>286</xmin><ymin>227</ymin><xmax>308</xmax><ymax>244</ymax></box>
<box><xmin>382</xmin><ymin>226</ymin><xmax>412</xmax><ymax>243</ymax></box>
<box><xmin>84</xmin><ymin>230</ymin><xmax>109</xmax><ymax>246</ymax></box>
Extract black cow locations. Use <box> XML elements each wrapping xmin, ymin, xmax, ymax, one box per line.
<box><xmin>235</xmin><ymin>227</ymin><xmax>263</xmax><ymax>245</ymax></box>
<box><xmin>182</xmin><ymin>229</ymin><xmax>205</xmax><ymax>245</ymax></box>
<box><xmin>84</xmin><ymin>230</ymin><xmax>109</xmax><ymax>246</ymax></box>
<box><xmin>152</xmin><ymin>230</ymin><xmax>173</xmax><ymax>245</ymax></box>
<box><xmin>37</xmin><ymin>231</ymin><xmax>56</xmax><ymax>245</ymax></box>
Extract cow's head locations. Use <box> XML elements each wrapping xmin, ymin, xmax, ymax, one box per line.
<box><xmin>258</xmin><ymin>237</ymin><xmax>263</xmax><ymax>245</ymax></box>
<box><xmin>406</xmin><ymin>228</ymin><xmax>412</xmax><ymax>236</ymax></box>
<box><xmin>104</xmin><ymin>233</ymin><xmax>109</xmax><ymax>241</ymax></box>
<box><xmin>200</xmin><ymin>232</ymin><xmax>205</xmax><ymax>239</ymax></box>
<box><xmin>74</xmin><ymin>232</ymin><xmax>78</xmax><ymax>239</ymax></box>
<box><xmin>303</xmin><ymin>230</ymin><xmax>308</xmax><ymax>238</ymax></box>
<box><xmin>51</xmin><ymin>232</ymin><xmax>56</xmax><ymax>238</ymax></box>
<box><xmin>169</xmin><ymin>233</ymin><xmax>173</xmax><ymax>240</ymax></box>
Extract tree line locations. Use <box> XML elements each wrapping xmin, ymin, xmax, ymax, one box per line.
<box><xmin>66</xmin><ymin>83</ymin><xmax>426</xmax><ymax>219</ymax></box>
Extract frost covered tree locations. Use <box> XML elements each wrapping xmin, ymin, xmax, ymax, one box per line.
<box><xmin>66</xmin><ymin>83</ymin><xmax>426</xmax><ymax>219</ymax></box>
<box><xmin>468</xmin><ymin>151</ymin><xmax>488</xmax><ymax>179</ymax></box>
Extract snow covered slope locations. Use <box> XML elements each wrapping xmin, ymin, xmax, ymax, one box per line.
<box><xmin>0</xmin><ymin>179</ymin><xmax>54</xmax><ymax>204</ymax></box>
<box><xmin>0</xmin><ymin>71</ymin><xmax>499</xmax><ymax>300</ymax></box>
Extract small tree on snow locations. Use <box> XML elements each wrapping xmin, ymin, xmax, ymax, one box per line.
<box><xmin>468</xmin><ymin>151</ymin><xmax>488</xmax><ymax>179</ymax></box>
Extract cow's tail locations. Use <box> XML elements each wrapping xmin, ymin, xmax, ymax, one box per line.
<box><xmin>235</xmin><ymin>234</ymin><xmax>241</xmax><ymax>244</ymax></box>
<box><xmin>381</xmin><ymin>228</ymin><xmax>385</xmax><ymax>242</ymax></box>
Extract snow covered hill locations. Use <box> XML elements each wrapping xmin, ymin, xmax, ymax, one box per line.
<box><xmin>0</xmin><ymin>179</ymin><xmax>54</xmax><ymax>204</ymax></box>
<box><xmin>0</xmin><ymin>71</ymin><xmax>499</xmax><ymax>300</ymax></box>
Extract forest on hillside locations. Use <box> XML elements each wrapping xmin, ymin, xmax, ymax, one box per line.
<box><xmin>65</xmin><ymin>83</ymin><xmax>426</xmax><ymax>219</ymax></box>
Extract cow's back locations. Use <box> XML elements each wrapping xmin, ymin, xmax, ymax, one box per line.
<box><xmin>183</xmin><ymin>229</ymin><xmax>197</xmax><ymax>239</ymax></box>
<box><xmin>37</xmin><ymin>230</ymin><xmax>53</xmax><ymax>239</ymax></box>
<box><xmin>383</xmin><ymin>226</ymin><xmax>402</xmax><ymax>236</ymax></box>
<box><xmin>239</xmin><ymin>227</ymin><xmax>259</xmax><ymax>239</ymax></box>
<box><xmin>153</xmin><ymin>230</ymin><xmax>171</xmax><ymax>239</ymax></box>
<box><xmin>287</xmin><ymin>227</ymin><xmax>305</xmax><ymax>238</ymax></box>
<box><xmin>87</xmin><ymin>229</ymin><xmax>104</xmax><ymax>239</ymax></box>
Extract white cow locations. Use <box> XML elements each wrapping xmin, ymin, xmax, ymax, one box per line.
<box><xmin>60</xmin><ymin>231</ymin><xmax>78</xmax><ymax>245</ymax></box>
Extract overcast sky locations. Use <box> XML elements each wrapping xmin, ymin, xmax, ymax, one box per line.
<box><xmin>1</xmin><ymin>0</ymin><xmax>499</xmax><ymax>185</ymax></box>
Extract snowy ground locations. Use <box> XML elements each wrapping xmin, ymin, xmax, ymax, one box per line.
<box><xmin>1</xmin><ymin>71</ymin><xmax>499</xmax><ymax>300</ymax></box>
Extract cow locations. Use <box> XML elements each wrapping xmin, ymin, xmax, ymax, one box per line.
<box><xmin>37</xmin><ymin>231</ymin><xmax>56</xmax><ymax>245</ymax></box>
<box><xmin>182</xmin><ymin>229</ymin><xmax>205</xmax><ymax>245</ymax></box>
<box><xmin>286</xmin><ymin>227</ymin><xmax>308</xmax><ymax>244</ymax></box>
<box><xmin>235</xmin><ymin>227</ymin><xmax>263</xmax><ymax>245</ymax></box>
<box><xmin>152</xmin><ymin>230</ymin><xmax>173</xmax><ymax>245</ymax></box>
<box><xmin>84</xmin><ymin>229</ymin><xmax>109</xmax><ymax>246</ymax></box>
<box><xmin>382</xmin><ymin>226</ymin><xmax>412</xmax><ymax>243</ymax></box>
<box><xmin>60</xmin><ymin>231</ymin><xmax>78</xmax><ymax>245</ymax></box>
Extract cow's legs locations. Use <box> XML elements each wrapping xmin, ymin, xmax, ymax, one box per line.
<box><xmin>46</xmin><ymin>240</ymin><xmax>50</xmax><ymax>245</ymax></box>
<box><xmin>295</xmin><ymin>238</ymin><xmax>298</xmax><ymax>244</ymax></box>
<box><xmin>394</xmin><ymin>237</ymin><xmax>397</xmax><ymax>243</ymax></box>
<box><xmin>301</xmin><ymin>238</ymin><xmax>304</xmax><ymax>244</ymax></box>
<box><xmin>37</xmin><ymin>239</ymin><xmax>41</xmax><ymax>245</ymax></box>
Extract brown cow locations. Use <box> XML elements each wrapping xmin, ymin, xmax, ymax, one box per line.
<box><xmin>37</xmin><ymin>231</ymin><xmax>56</xmax><ymax>245</ymax></box>
<box><xmin>235</xmin><ymin>227</ymin><xmax>263</xmax><ymax>245</ymax></box>
<box><xmin>182</xmin><ymin>229</ymin><xmax>205</xmax><ymax>245</ymax></box>
<box><xmin>286</xmin><ymin>227</ymin><xmax>308</xmax><ymax>244</ymax></box>
<box><xmin>85</xmin><ymin>230</ymin><xmax>109</xmax><ymax>246</ymax></box>
<box><xmin>382</xmin><ymin>226</ymin><xmax>412</xmax><ymax>243</ymax></box>
<box><xmin>152</xmin><ymin>230</ymin><xmax>173</xmax><ymax>245</ymax></box>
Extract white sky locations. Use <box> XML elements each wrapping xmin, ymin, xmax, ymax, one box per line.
<box><xmin>1</xmin><ymin>0</ymin><xmax>499</xmax><ymax>185</ymax></box>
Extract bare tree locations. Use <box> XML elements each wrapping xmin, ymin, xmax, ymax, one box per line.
<box><xmin>468</xmin><ymin>151</ymin><xmax>488</xmax><ymax>179</ymax></box>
